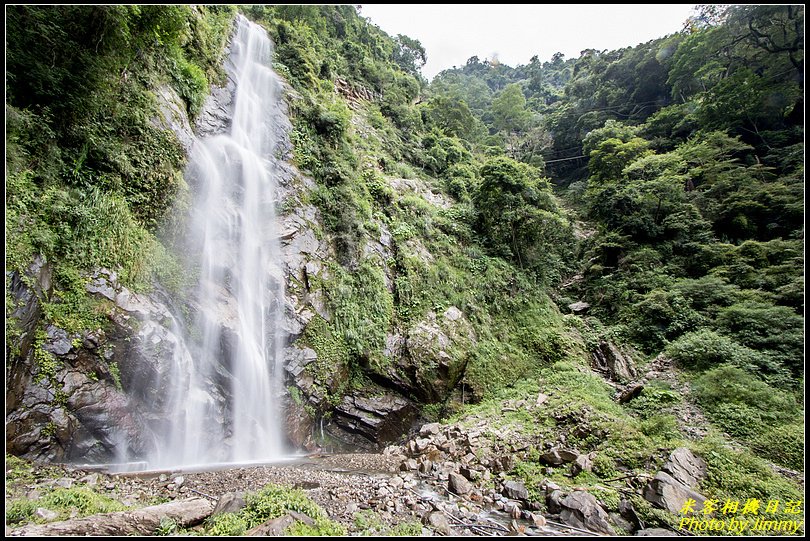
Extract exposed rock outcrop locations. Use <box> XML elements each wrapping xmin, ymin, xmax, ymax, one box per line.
<box><xmin>559</xmin><ymin>491</ymin><xmax>616</xmax><ymax>535</ymax></box>
<box><xmin>375</xmin><ymin>307</ymin><xmax>476</xmax><ymax>403</ymax></box>
<box><xmin>5</xmin><ymin>263</ymin><xmax>245</xmax><ymax>463</ymax></box>
<box><xmin>327</xmin><ymin>387</ymin><xmax>418</xmax><ymax>450</ymax></box>
<box><xmin>568</xmin><ymin>300</ymin><xmax>590</xmax><ymax>314</ymax></box>
<box><xmin>154</xmin><ymin>85</ymin><xmax>196</xmax><ymax>154</ymax></box>
<box><xmin>643</xmin><ymin>471</ymin><xmax>707</xmax><ymax>514</ymax></box>
<box><xmin>663</xmin><ymin>447</ymin><xmax>707</xmax><ymax>488</ymax></box>
<box><xmin>592</xmin><ymin>340</ymin><xmax>636</xmax><ymax>382</ymax></box>
<box><xmin>642</xmin><ymin>448</ymin><xmax>708</xmax><ymax>514</ymax></box>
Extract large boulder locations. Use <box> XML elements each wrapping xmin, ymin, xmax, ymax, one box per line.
<box><xmin>663</xmin><ymin>447</ymin><xmax>707</xmax><ymax>488</ymax></box>
<box><xmin>326</xmin><ymin>385</ymin><xmax>418</xmax><ymax>450</ymax></box>
<box><xmin>540</xmin><ymin>448</ymin><xmax>580</xmax><ymax>465</ymax></box>
<box><xmin>559</xmin><ymin>491</ymin><xmax>615</xmax><ymax>535</ymax></box>
<box><xmin>642</xmin><ymin>448</ymin><xmax>708</xmax><ymax>514</ymax></box>
<box><xmin>449</xmin><ymin>472</ymin><xmax>472</xmax><ymax>495</ymax></box>
<box><xmin>592</xmin><ymin>340</ymin><xmax>636</xmax><ymax>382</ymax></box>
<box><xmin>502</xmin><ymin>480</ymin><xmax>529</xmax><ymax>501</ymax></box>
<box><xmin>375</xmin><ymin>308</ymin><xmax>476</xmax><ymax>402</ymax></box>
<box><xmin>642</xmin><ymin>471</ymin><xmax>707</xmax><ymax>514</ymax></box>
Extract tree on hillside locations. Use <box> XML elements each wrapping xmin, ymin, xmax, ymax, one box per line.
<box><xmin>491</xmin><ymin>83</ymin><xmax>533</xmax><ymax>158</ymax></box>
<box><xmin>475</xmin><ymin>156</ymin><xmax>571</xmax><ymax>283</ymax></box>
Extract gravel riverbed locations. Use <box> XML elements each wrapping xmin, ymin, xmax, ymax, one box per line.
<box><xmin>7</xmin><ymin>452</ymin><xmax>582</xmax><ymax>536</ymax></box>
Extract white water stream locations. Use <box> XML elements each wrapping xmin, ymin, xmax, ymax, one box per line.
<box><xmin>147</xmin><ymin>15</ymin><xmax>286</xmax><ymax>468</ymax></box>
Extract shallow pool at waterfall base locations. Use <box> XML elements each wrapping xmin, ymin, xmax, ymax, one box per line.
<box><xmin>74</xmin><ymin>453</ymin><xmax>311</xmax><ymax>475</ymax></box>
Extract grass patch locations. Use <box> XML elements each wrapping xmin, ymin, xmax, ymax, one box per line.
<box><xmin>6</xmin><ymin>487</ymin><xmax>127</xmax><ymax>526</ymax></box>
<box><xmin>202</xmin><ymin>484</ymin><xmax>346</xmax><ymax>536</ymax></box>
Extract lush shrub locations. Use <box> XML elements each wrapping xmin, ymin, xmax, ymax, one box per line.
<box><xmin>621</xmin><ymin>289</ymin><xmax>704</xmax><ymax>352</ymax></box>
<box><xmin>625</xmin><ymin>382</ymin><xmax>682</xmax><ymax>419</ymax></box>
<box><xmin>692</xmin><ymin>364</ymin><xmax>797</xmax><ymax>418</ymax></box>
<box><xmin>171</xmin><ymin>55</ymin><xmax>208</xmax><ymax>117</ymax></box>
<box><xmin>6</xmin><ymin>486</ymin><xmax>126</xmax><ymax>526</ymax></box>
<box><xmin>715</xmin><ymin>301</ymin><xmax>803</xmax><ymax>375</ymax></box>
<box><xmin>665</xmin><ymin>329</ymin><xmax>764</xmax><ymax>372</ymax></box>
<box><xmin>203</xmin><ymin>484</ymin><xmax>346</xmax><ymax>536</ymax></box>
<box><xmin>327</xmin><ymin>260</ymin><xmax>394</xmax><ymax>366</ymax></box>
<box><xmin>750</xmin><ymin>422</ymin><xmax>804</xmax><ymax>471</ymax></box>
<box><xmin>694</xmin><ymin>434</ymin><xmax>804</xmax><ymax>524</ymax></box>
<box><xmin>691</xmin><ymin>365</ymin><xmax>801</xmax><ymax>467</ymax></box>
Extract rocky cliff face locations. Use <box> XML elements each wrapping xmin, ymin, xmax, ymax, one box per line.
<box><xmin>5</xmin><ymin>19</ymin><xmax>485</xmax><ymax>463</ymax></box>
<box><xmin>6</xmin><ymin>262</ymin><xmax>186</xmax><ymax>463</ymax></box>
<box><xmin>185</xmin><ymin>30</ymin><xmax>486</xmax><ymax>452</ymax></box>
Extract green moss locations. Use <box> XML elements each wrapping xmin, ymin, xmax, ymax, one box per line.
<box><xmin>639</xmin><ymin>414</ymin><xmax>681</xmax><ymax>440</ymax></box>
<box><xmin>326</xmin><ymin>259</ymin><xmax>394</xmax><ymax>368</ymax></box>
<box><xmin>43</xmin><ymin>487</ymin><xmax>126</xmax><ymax>516</ymax></box>
<box><xmin>41</xmin><ymin>421</ymin><xmax>57</xmax><ymax>439</ymax></box>
<box><xmin>33</xmin><ymin>329</ymin><xmax>59</xmax><ymax>383</ymax></box>
<box><xmin>299</xmin><ymin>316</ymin><xmax>350</xmax><ymax>392</ymax></box>
<box><xmin>591</xmin><ymin>487</ymin><xmax>621</xmax><ymax>510</ymax></box>
<box><xmin>388</xmin><ymin>521</ymin><xmax>424</xmax><ymax>536</ymax></box>
<box><xmin>288</xmin><ymin>386</ymin><xmax>303</xmax><ymax>407</ymax></box>
<box><xmin>591</xmin><ymin>453</ymin><xmax>619</xmax><ymax>479</ymax></box>
<box><xmin>690</xmin><ymin>364</ymin><xmax>802</xmax><ymax>468</ymax></box>
<box><xmin>628</xmin><ymin>494</ymin><xmax>681</xmax><ymax>531</ymax></box>
<box><xmin>41</xmin><ymin>270</ymin><xmax>109</xmax><ymax>334</ymax></box>
<box><xmin>749</xmin><ymin>422</ymin><xmax>804</xmax><ymax>471</ymax></box>
<box><xmin>108</xmin><ymin>361</ymin><xmax>123</xmax><ymax>391</ymax></box>
<box><xmin>421</xmin><ymin>403</ymin><xmax>444</xmax><ymax>422</ymax></box>
<box><xmin>170</xmin><ymin>54</ymin><xmax>208</xmax><ymax>117</ymax></box>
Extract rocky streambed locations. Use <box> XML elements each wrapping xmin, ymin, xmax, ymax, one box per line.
<box><xmin>6</xmin><ymin>450</ymin><xmax>589</xmax><ymax>536</ymax></box>
<box><xmin>6</xmin><ymin>396</ymin><xmax>715</xmax><ymax>537</ymax></box>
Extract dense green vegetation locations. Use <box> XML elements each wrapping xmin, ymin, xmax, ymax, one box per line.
<box><xmin>246</xmin><ymin>4</ymin><xmax>803</xmax><ymax>471</ymax></box>
<box><xmin>424</xmin><ymin>5</ymin><xmax>804</xmax><ymax>470</ymax></box>
<box><xmin>243</xmin><ymin>5</ymin><xmax>576</xmax><ymax>408</ymax></box>
<box><xmin>5</xmin><ymin>455</ymin><xmax>128</xmax><ymax>525</ymax></box>
<box><xmin>6</xmin><ymin>6</ymin><xmax>236</xmax><ymax>293</ymax></box>
<box><xmin>202</xmin><ymin>484</ymin><xmax>345</xmax><ymax>536</ymax></box>
<box><xmin>6</xmin><ymin>5</ymin><xmax>236</xmax><ymax>395</ymax></box>
<box><xmin>251</xmin><ymin>4</ymin><xmax>803</xmax><ymax>524</ymax></box>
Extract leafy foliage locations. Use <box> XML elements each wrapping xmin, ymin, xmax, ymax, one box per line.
<box><xmin>5</xmin><ymin>5</ymin><xmax>235</xmax><ymax>310</ymax></box>
<box><xmin>423</xmin><ymin>3</ymin><xmax>803</xmax><ymax>487</ymax></box>
<box><xmin>203</xmin><ymin>484</ymin><xmax>346</xmax><ymax>536</ymax></box>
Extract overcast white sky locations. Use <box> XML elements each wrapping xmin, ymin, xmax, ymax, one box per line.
<box><xmin>359</xmin><ymin>4</ymin><xmax>697</xmax><ymax>79</ymax></box>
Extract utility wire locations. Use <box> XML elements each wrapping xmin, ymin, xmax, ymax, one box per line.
<box><xmin>544</xmin><ymin>154</ymin><xmax>587</xmax><ymax>164</ymax></box>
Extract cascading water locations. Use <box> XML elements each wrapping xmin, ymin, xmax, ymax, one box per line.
<box><xmin>146</xmin><ymin>15</ymin><xmax>287</xmax><ymax>469</ymax></box>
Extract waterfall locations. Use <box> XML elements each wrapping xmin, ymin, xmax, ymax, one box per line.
<box><xmin>147</xmin><ymin>15</ymin><xmax>287</xmax><ymax>468</ymax></box>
